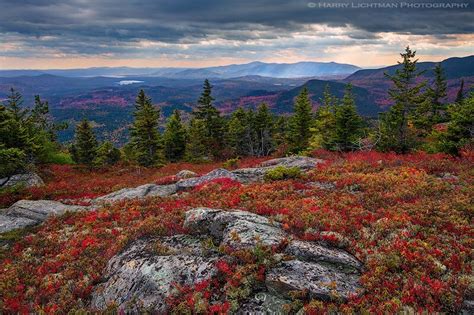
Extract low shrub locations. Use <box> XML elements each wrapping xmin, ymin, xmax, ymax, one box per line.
<box><xmin>264</xmin><ymin>166</ymin><xmax>302</xmax><ymax>181</ymax></box>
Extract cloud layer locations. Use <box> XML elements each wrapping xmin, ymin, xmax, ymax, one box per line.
<box><xmin>0</xmin><ymin>0</ymin><xmax>473</xmax><ymax>68</ymax></box>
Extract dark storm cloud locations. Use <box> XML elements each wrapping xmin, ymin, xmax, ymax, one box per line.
<box><xmin>0</xmin><ymin>0</ymin><xmax>472</xmax><ymax>56</ymax></box>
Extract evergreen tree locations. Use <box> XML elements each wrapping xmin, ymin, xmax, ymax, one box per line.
<box><xmin>163</xmin><ymin>110</ymin><xmax>187</xmax><ymax>162</ymax></box>
<box><xmin>72</xmin><ymin>119</ymin><xmax>98</xmax><ymax>166</ymax></box>
<box><xmin>333</xmin><ymin>84</ymin><xmax>364</xmax><ymax>151</ymax></box>
<box><xmin>193</xmin><ymin>79</ymin><xmax>224</xmax><ymax>158</ymax></box>
<box><xmin>435</xmin><ymin>93</ymin><xmax>473</xmax><ymax>155</ymax></box>
<box><xmin>185</xmin><ymin>118</ymin><xmax>208</xmax><ymax>162</ymax></box>
<box><xmin>377</xmin><ymin>47</ymin><xmax>427</xmax><ymax>153</ymax></box>
<box><xmin>455</xmin><ymin>79</ymin><xmax>465</xmax><ymax>105</ymax></box>
<box><xmin>287</xmin><ymin>86</ymin><xmax>313</xmax><ymax>153</ymax></box>
<box><xmin>254</xmin><ymin>103</ymin><xmax>275</xmax><ymax>156</ymax></box>
<box><xmin>129</xmin><ymin>89</ymin><xmax>164</xmax><ymax>167</ymax></box>
<box><xmin>226</xmin><ymin>107</ymin><xmax>251</xmax><ymax>156</ymax></box>
<box><xmin>93</xmin><ymin>141</ymin><xmax>121</xmax><ymax>167</ymax></box>
<box><xmin>310</xmin><ymin>85</ymin><xmax>337</xmax><ymax>150</ymax></box>
<box><xmin>414</xmin><ymin>64</ymin><xmax>447</xmax><ymax>134</ymax></box>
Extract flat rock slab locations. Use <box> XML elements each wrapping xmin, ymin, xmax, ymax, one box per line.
<box><xmin>0</xmin><ymin>214</ymin><xmax>37</xmax><ymax>233</ymax></box>
<box><xmin>184</xmin><ymin>207</ymin><xmax>285</xmax><ymax>248</ymax></box>
<box><xmin>0</xmin><ymin>173</ymin><xmax>44</xmax><ymax>188</ymax></box>
<box><xmin>176</xmin><ymin>168</ymin><xmax>242</xmax><ymax>190</ymax></box>
<box><xmin>266</xmin><ymin>260</ymin><xmax>362</xmax><ymax>301</ymax></box>
<box><xmin>6</xmin><ymin>200</ymin><xmax>87</xmax><ymax>221</ymax></box>
<box><xmin>0</xmin><ymin>200</ymin><xmax>88</xmax><ymax>234</ymax></box>
<box><xmin>91</xmin><ymin>235</ymin><xmax>219</xmax><ymax>313</ymax></box>
<box><xmin>94</xmin><ymin>184</ymin><xmax>178</xmax><ymax>204</ymax></box>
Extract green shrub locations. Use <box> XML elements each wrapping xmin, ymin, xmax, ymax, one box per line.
<box><xmin>0</xmin><ymin>147</ymin><xmax>26</xmax><ymax>178</ymax></box>
<box><xmin>223</xmin><ymin>157</ymin><xmax>240</xmax><ymax>169</ymax></box>
<box><xmin>264</xmin><ymin>166</ymin><xmax>302</xmax><ymax>181</ymax></box>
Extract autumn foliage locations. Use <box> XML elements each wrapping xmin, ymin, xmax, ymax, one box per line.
<box><xmin>0</xmin><ymin>151</ymin><xmax>472</xmax><ymax>313</ymax></box>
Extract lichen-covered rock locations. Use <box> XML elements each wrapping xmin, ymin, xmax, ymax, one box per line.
<box><xmin>6</xmin><ymin>200</ymin><xmax>87</xmax><ymax>221</ymax></box>
<box><xmin>90</xmin><ymin>235</ymin><xmax>219</xmax><ymax>313</ymax></box>
<box><xmin>94</xmin><ymin>184</ymin><xmax>177</xmax><ymax>204</ymax></box>
<box><xmin>184</xmin><ymin>208</ymin><xmax>285</xmax><ymax>248</ymax></box>
<box><xmin>92</xmin><ymin>208</ymin><xmax>363</xmax><ymax>313</ymax></box>
<box><xmin>176</xmin><ymin>170</ymin><xmax>198</xmax><ymax>179</ymax></box>
<box><xmin>237</xmin><ymin>292</ymin><xmax>291</xmax><ymax>315</ymax></box>
<box><xmin>266</xmin><ymin>260</ymin><xmax>362</xmax><ymax>301</ymax></box>
<box><xmin>0</xmin><ymin>214</ymin><xmax>37</xmax><ymax>233</ymax></box>
<box><xmin>232</xmin><ymin>156</ymin><xmax>324</xmax><ymax>183</ymax></box>
<box><xmin>285</xmin><ymin>240</ymin><xmax>363</xmax><ymax>272</ymax></box>
<box><xmin>0</xmin><ymin>200</ymin><xmax>89</xmax><ymax>234</ymax></box>
<box><xmin>259</xmin><ymin>156</ymin><xmax>324</xmax><ymax>169</ymax></box>
<box><xmin>0</xmin><ymin>173</ymin><xmax>44</xmax><ymax>189</ymax></box>
<box><xmin>176</xmin><ymin>168</ymin><xmax>242</xmax><ymax>190</ymax></box>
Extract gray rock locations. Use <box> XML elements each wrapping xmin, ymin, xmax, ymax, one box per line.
<box><xmin>175</xmin><ymin>170</ymin><xmax>198</xmax><ymax>179</ymax></box>
<box><xmin>94</xmin><ymin>184</ymin><xmax>177</xmax><ymax>204</ymax></box>
<box><xmin>232</xmin><ymin>156</ymin><xmax>325</xmax><ymax>183</ymax></box>
<box><xmin>184</xmin><ymin>208</ymin><xmax>285</xmax><ymax>248</ymax></box>
<box><xmin>176</xmin><ymin>168</ymin><xmax>242</xmax><ymax>190</ymax></box>
<box><xmin>237</xmin><ymin>292</ymin><xmax>290</xmax><ymax>315</ymax></box>
<box><xmin>285</xmin><ymin>240</ymin><xmax>363</xmax><ymax>272</ymax></box>
<box><xmin>266</xmin><ymin>260</ymin><xmax>362</xmax><ymax>301</ymax></box>
<box><xmin>6</xmin><ymin>200</ymin><xmax>87</xmax><ymax>221</ymax></box>
<box><xmin>259</xmin><ymin>156</ymin><xmax>324</xmax><ymax>169</ymax></box>
<box><xmin>90</xmin><ymin>235</ymin><xmax>219</xmax><ymax>313</ymax></box>
<box><xmin>92</xmin><ymin>208</ymin><xmax>363</xmax><ymax>313</ymax></box>
<box><xmin>0</xmin><ymin>173</ymin><xmax>44</xmax><ymax>189</ymax></box>
<box><xmin>0</xmin><ymin>214</ymin><xmax>37</xmax><ymax>233</ymax></box>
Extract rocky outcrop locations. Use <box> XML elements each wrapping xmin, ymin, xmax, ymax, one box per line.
<box><xmin>91</xmin><ymin>235</ymin><xmax>220</xmax><ymax>313</ymax></box>
<box><xmin>0</xmin><ymin>200</ymin><xmax>88</xmax><ymax>233</ymax></box>
<box><xmin>0</xmin><ymin>173</ymin><xmax>44</xmax><ymax>189</ymax></box>
<box><xmin>176</xmin><ymin>156</ymin><xmax>325</xmax><ymax>188</ymax></box>
<box><xmin>91</xmin><ymin>208</ymin><xmax>363</xmax><ymax>313</ymax></box>
<box><xmin>94</xmin><ymin>184</ymin><xmax>177</xmax><ymax>204</ymax></box>
<box><xmin>176</xmin><ymin>170</ymin><xmax>198</xmax><ymax>179</ymax></box>
<box><xmin>176</xmin><ymin>168</ymin><xmax>241</xmax><ymax>190</ymax></box>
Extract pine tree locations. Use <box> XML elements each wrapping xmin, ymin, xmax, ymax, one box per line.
<box><xmin>193</xmin><ymin>79</ymin><xmax>224</xmax><ymax>157</ymax></box>
<box><xmin>333</xmin><ymin>84</ymin><xmax>364</xmax><ymax>151</ymax></box>
<box><xmin>185</xmin><ymin>118</ymin><xmax>208</xmax><ymax>162</ymax></box>
<box><xmin>73</xmin><ymin>119</ymin><xmax>98</xmax><ymax>166</ymax></box>
<box><xmin>129</xmin><ymin>89</ymin><xmax>164</xmax><ymax>167</ymax></box>
<box><xmin>163</xmin><ymin>110</ymin><xmax>186</xmax><ymax>162</ymax></box>
<box><xmin>414</xmin><ymin>64</ymin><xmax>448</xmax><ymax>134</ymax></box>
<box><xmin>310</xmin><ymin>85</ymin><xmax>337</xmax><ymax>150</ymax></box>
<box><xmin>93</xmin><ymin>141</ymin><xmax>121</xmax><ymax>167</ymax></box>
<box><xmin>226</xmin><ymin>107</ymin><xmax>251</xmax><ymax>156</ymax></box>
<box><xmin>436</xmin><ymin>93</ymin><xmax>473</xmax><ymax>155</ymax></box>
<box><xmin>455</xmin><ymin>79</ymin><xmax>465</xmax><ymax>105</ymax></box>
<box><xmin>287</xmin><ymin>87</ymin><xmax>313</xmax><ymax>153</ymax></box>
<box><xmin>377</xmin><ymin>47</ymin><xmax>427</xmax><ymax>153</ymax></box>
<box><xmin>254</xmin><ymin>103</ymin><xmax>275</xmax><ymax>156</ymax></box>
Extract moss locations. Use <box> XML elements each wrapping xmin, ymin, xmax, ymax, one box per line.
<box><xmin>264</xmin><ymin>166</ymin><xmax>302</xmax><ymax>181</ymax></box>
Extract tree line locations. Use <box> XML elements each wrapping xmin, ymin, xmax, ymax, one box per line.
<box><xmin>1</xmin><ymin>47</ymin><xmax>472</xmax><ymax>175</ymax></box>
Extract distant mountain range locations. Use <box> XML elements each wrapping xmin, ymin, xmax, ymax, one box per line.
<box><xmin>0</xmin><ymin>55</ymin><xmax>472</xmax><ymax>144</ymax></box>
<box><xmin>0</xmin><ymin>61</ymin><xmax>360</xmax><ymax>79</ymax></box>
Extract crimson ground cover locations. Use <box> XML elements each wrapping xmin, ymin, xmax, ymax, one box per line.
<box><xmin>0</xmin><ymin>151</ymin><xmax>472</xmax><ymax>313</ymax></box>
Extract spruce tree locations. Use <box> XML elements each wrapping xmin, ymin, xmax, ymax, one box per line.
<box><xmin>93</xmin><ymin>141</ymin><xmax>121</xmax><ymax>167</ymax></box>
<box><xmin>129</xmin><ymin>89</ymin><xmax>164</xmax><ymax>167</ymax></box>
<box><xmin>287</xmin><ymin>86</ymin><xmax>313</xmax><ymax>153</ymax></box>
<box><xmin>73</xmin><ymin>119</ymin><xmax>98</xmax><ymax>166</ymax></box>
<box><xmin>333</xmin><ymin>84</ymin><xmax>364</xmax><ymax>151</ymax></box>
<box><xmin>193</xmin><ymin>79</ymin><xmax>224</xmax><ymax>157</ymax></box>
<box><xmin>455</xmin><ymin>79</ymin><xmax>465</xmax><ymax>105</ymax></box>
<box><xmin>311</xmin><ymin>84</ymin><xmax>337</xmax><ymax>150</ymax></box>
<box><xmin>185</xmin><ymin>118</ymin><xmax>208</xmax><ymax>162</ymax></box>
<box><xmin>377</xmin><ymin>47</ymin><xmax>426</xmax><ymax>153</ymax></box>
<box><xmin>163</xmin><ymin>110</ymin><xmax>186</xmax><ymax>162</ymax></box>
<box><xmin>254</xmin><ymin>103</ymin><xmax>275</xmax><ymax>156</ymax></box>
<box><xmin>226</xmin><ymin>107</ymin><xmax>251</xmax><ymax>156</ymax></box>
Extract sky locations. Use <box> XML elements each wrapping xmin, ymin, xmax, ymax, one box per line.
<box><xmin>0</xmin><ymin>0</ymin><xmax>473</xmax><ymax>69</ymax></box>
